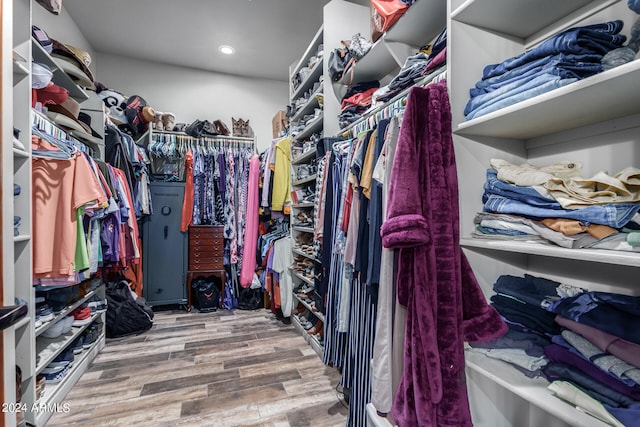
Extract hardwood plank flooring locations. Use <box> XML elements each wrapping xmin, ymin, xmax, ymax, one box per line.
<box><xmin>46</xmin><ymin>309</ymin><xmax>348</xmax><ymax>427</ymax></box>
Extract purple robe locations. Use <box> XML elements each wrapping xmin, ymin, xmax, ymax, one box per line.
<box><xmin>380</xmin><ymin>81</ymin><xmax>507</xmax><ymax>426</ymax></box>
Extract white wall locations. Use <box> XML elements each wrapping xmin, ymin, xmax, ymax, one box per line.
<box><xmin>95</xmin><ymin>53</ymin><xmax>287</xmax><ymax>152</ymax></box>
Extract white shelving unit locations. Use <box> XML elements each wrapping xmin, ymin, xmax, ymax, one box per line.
<box><xmin>349</xmin><ymin>0</ymin><xmax>447</xmax><ymax>84</ymax></box>
<box><xmin>449</xmin><ymin>0</ymin><xmax>640</xmax><ymax>426</ymax></box>
<box><xmin>288</xmin><ymin>25</ymin><xmax>326</xmax><ymax>350</ymax></box>
<box><xmin>0</xmin><ymin>1</ymin><xmax>108</xmax><ymax>425</ymax></box>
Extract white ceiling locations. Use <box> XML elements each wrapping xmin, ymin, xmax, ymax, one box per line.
<box><xmin>63</xmin><ymin>0</ymin><xmax>341</xmax><ymax>82</ymax></box>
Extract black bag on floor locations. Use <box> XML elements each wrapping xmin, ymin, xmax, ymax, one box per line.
<box><xmin>192</xmin><ymin>276</ymin><xmax>221</xmax><ymax>312</ymax></box>
<box><xmin>236</xmin><ymin>287</ymin><xmax>263</xmax><ymax>310</ymax></box>
<box><xmin>105</xmin><ymin>280</ymin><xmax>154</xmax><ymax>338</ymax></box>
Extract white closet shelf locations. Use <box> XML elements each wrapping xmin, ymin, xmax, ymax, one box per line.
<box><xmin>292</xmin><ymin>149</ymin><xmax>316</xmax><ymax>165</ymax></box>
<box><xmin>292</xmin><ymin>174</ymin><xmax>317</xmax><ymax>186</ymax></box>
<box><xmin>291</xmin><ymin>60</ymin><xmax>323</xmax><ymax>102</ymax></box>
<box><xmin>31</xmin><ymin>38</ymin><xmax>89</xmax><ymax>102</ymax></box>
<box><xmin>35</xmin><ymin>312</ymin><xmax>102</xmax><ymax>376</ymax></box>
<box><xmin>292</xmin><ymin>225</ymin><xmax>315</xmax><ymax>234</ymax></box>
<box><xmin>460</xmin><ymin>237</ymin><xmax>640</xmax><ymax>267</ymax></box>
<box><xmin>294</xmin><ymin>114</ymin><xmax>323</xmax><ymax>142</ymax></box>
<box><xmin>290</xmin><ymin>25</ymin><xmax>324</xmax><ymax>81</ymax></box>
<box><xmin>465</xmin><ymin>350</ymin><xmax>610</xmax><ymax>427</ymax></box>
<box><xmin>292</xmin><ymin>202</ymin><xmax>315</xmax><ymax>208</ymax></box>
<box><xmin>35</xmin><ymin>335</ymin><xmax>105</xmax><ymax>427</ymax></box>
<box><xmin>13</xmin><ymin>59</ymin><xmax>29</xmax><ymax>76</ymax></box>
<box><xmin>350</xmin><ymin>0</ymin><xmax>446</xmax><ymax>84</ymax></box>
<box><xmin>454</xmin><ymin>59</ymin><xmax>640</xmax><ymax>140</ymax></box>
<box><xmin>292</xmin><ymin>247</ymin><xmax>318</xmax><ymax>263</ymax></box>
<box><xmin>13</xmin><ymin>147</ymin><xmax>30</xmax><ymax>158</ymax></box>
<box><xmin>292</xmin><ymin>293</ymin><xmax>325</xmax><ymax>323</ymax></box>
<box><xmin>14</xmin><ymin>235</ymin><xmax>31</xmax><ymax>243</ymax></box>
<box><xmin>35</xmin><ymin>286</ymin><xmax>101</xmax><ymax>338</ymax></box>
<box><xmin>291</xmin><ymin>87</ymin><xmax>323</xmax><ymax>124</ymax></box>
<box><xmin>451</xmin><ymin>0</ymin><xmax>609</xmax><ymax>41</ymax></box>
<box><xmin>383</xmin><ymin>0</ymin><xmax>446</xmax><ymax>47</ymax></box>
<box><xmin>290</xmin><ymin>315</ymin><xmax>323</xmax><ymax>358</ymax></box>
<box><xmin>14</xmin><ymin>315</ymin><xmax>31</xmax><ymax>330</ymax></box>
<box><xmin>289</xmin><ymin>267</ymin><xmax>314</xmax><ymax>286</ymax></box>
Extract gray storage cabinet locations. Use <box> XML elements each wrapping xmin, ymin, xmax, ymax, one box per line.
<box><xmin>143</xmin><ymin>182</ymin><xmax>188</xmax><ymax>306</ymax></box>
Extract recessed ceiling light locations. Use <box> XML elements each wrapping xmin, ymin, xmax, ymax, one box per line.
<box><xmin>219</xmin><ymin>45</ymin><xmax>235</xmax><ymax>55</ymax></box>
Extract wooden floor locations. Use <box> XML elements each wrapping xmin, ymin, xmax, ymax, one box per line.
<box><xmin>47</xmin><ymin>308</ymin><xmax>348</xmax><ymax>427</ymax></box>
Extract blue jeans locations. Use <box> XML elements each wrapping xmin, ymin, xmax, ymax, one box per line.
<box><xmin>467</xmin><ymin>75</ymin><xmax>577</xmax><ymax>120</ymax></box>
<box><xmin>469</xmin><ymin>53</ymin><xmax>602</xmax><ymax>101</ymax></box>
<box><xmin>482</xmin><ymin>20</ymin><xmax>625</xmax><ymax>80</ymax></box>
<box><xmin>483</xmin><ymin>169</ymin><xmax>560</xmax><ymax>208</ymax></box>
<box><xmin>483</xmin><ymin>194</ymin><xmax>640</xmax><ymax>228</ymax></box>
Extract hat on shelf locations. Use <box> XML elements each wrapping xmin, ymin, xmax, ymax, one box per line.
<box><xmin>31</xmin><ymin>62</ymin><xmax>54</xmax><ymax>89</ymax></box>
<box><xmin>46</xmin><ymin>97</ymin><xmax>95</xmax><ymax>137</ymax></box>
<box><xmin>32</xmin><ymin>25</ymin><xmax>53</xmax><ymax>54</ymax></box>
<box><xmin>35</xmin><ymin>0</ymin><xmax>63</xmax><ymax>15</ymax></box>
<box><xmin>125</xmin><ymin>95</ymin><xmax>155</xmax><ymax>135</ymax></box>
<box><xmin>51</xmin><ymin>39</ymin><xmax>95</xmax><ymax>89</ymax></box>
<box><xmin>73</xmin><ymin>112</ymin><xmax>104</xmax><ymax>145</ymax></box>
<box><xmin>34</xmin><ymin>82</ymin><xmax>68</xmax><ymax>108</ymax></box>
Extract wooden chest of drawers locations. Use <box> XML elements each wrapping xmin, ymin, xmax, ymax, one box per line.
<box><xmin>188</xmin><ymin>225</ymin><xmax>225</xmax><ymax>271</ymax></box>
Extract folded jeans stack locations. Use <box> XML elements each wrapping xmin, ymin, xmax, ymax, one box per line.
<box><xmin>464</xmin><ymin>20</ymin><xmax>627</xmax><ymax>120</ymax></box>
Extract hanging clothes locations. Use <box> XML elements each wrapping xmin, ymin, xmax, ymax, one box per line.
<box><xmin>32</xmin><ymin>136</ymin><xmax>108</xmax><ymax>279</ymax></box>
<box><xmin>180</xmin><ymin>150</ymin><xmax>195</xmax><ymax>232</ymax></box>
<box><xmin>380</xmin><ymin>81</ymin><xmax>507</xmax><ymax>427</ymax></box>
<box><xmin>240</xmin><ymin>154</ymin><xmax>261</xmax><ymax>287</ymax></box>
<box><xmin>271</xmin><ymin>136</ymin><xmax>291</xmax><ymax>214</ymax></box>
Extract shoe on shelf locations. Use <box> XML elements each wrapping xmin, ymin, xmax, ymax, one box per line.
<box><xmin>71</xmin><ymin>306</ymin><xmax>92</xmax><ymax>327</ymax></box>
<box><xmin>81</xmin><ymin>329</ymin><xmax>94</xmax><ymax>349</ymax></box>
<box><xmin>0</xmin><ymin>304</ymin><xmax>28</xmax><ymax>330</ymax></box>
<box><xmin>87</xmin><ymin>295</ymin><xmax>107</xmax><ymax>313</ymax></box>
<box><xmin>52</xmin><ymin>347</ymin><xmax>74</xmax><ymax>366</ymax></box>
<box><xmin>41</xmin><ymin>365</ymin><xmax>69</xmax><ymax>384</ymax></box>
<box><xmin>40</xmin><ymin>317</ymin><xmax>65</xmax><ymax>338</ymax></box>
<box><xmin>60</xmin><ymin>315</ymin><xmax>74</xmax><ymax>334</ymax></box>
<box><xmin>70</xmin><ymin>336</ymin><xmax>84</xmax><ymax>354</ymax></box>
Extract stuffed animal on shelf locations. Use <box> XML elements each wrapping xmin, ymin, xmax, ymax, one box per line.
<box><xmin>232</xmin><ymin>117</ymin><xmax>254</xmax><ymax>138</ymax></box>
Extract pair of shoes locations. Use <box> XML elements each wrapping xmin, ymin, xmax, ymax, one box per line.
<box><xmin>307</xmin><ymin>321</ymin><xmax>323</xmax><ymax>335</ymax></box>
<box><xmin>52</xmin><ymin>347</ymin><xmax>74</xmax><ymax>366</ymax></box>
<box><xmin>87</xmin><ymin>295</ymin><xmax>107</xmax><ymax>313</ymax></box>
<box><xmin>70</xmin><ymin>335</ymin><xmax>84</xmax><ymax>354</ymax></box>
<box><xmin>71</xmin><ymin>306</ymin><xmax>92</xmax><ymax>326</ymax></box>
<box><xmin>41</xmin><ymin>316</ymin><xmax>66</xmax><ymax>338</ymax></box>
<box><xmin>0</xmin><ymin>304</ymin><xmax>28</xmax><ymax>330</ymax></box>
<box><xmin>41</xmin><ymin>364</ymin><xmax>69</xmax><ymax>383</ymax></box>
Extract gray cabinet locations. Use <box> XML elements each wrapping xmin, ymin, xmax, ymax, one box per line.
<box><xmin>143</xmin><ymin>182</ymin><xmax>188</xmax><ymax>306</ymax></box>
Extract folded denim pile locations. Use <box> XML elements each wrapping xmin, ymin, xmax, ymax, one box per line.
<box><xmin>468</xmin><ymin>274</ymin><xmax>640</xmax><ymax>427</ymax></box>
<box><xmin>464</xmin><ymin>20</ymin><xmax>628</xmax><ymax>121</ymax></box>
<box><xmin>473</xmin><ymin>159</ymin><xmax>640</xmax><ymax>252</ymax></box>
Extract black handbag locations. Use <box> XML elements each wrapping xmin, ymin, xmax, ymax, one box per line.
<box><xmin>328</xmin><ymin>47</ymin><xmax>352</xmax><ymax>82</ymax></box>
<box><xmin>184</xmin><ymin>119</ymin><xmax>219</xmax><ymax>138</ymax></box>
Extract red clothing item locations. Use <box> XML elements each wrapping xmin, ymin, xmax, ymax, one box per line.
<box><xmin>180</xmin><ymin>150</ymin><xmax>194</xmax><ymax>232</ymax></box>
<box><xmin>340</xmin><ymin>87</ymin><xmax>378</xmax><ymax>110</ymax></box>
